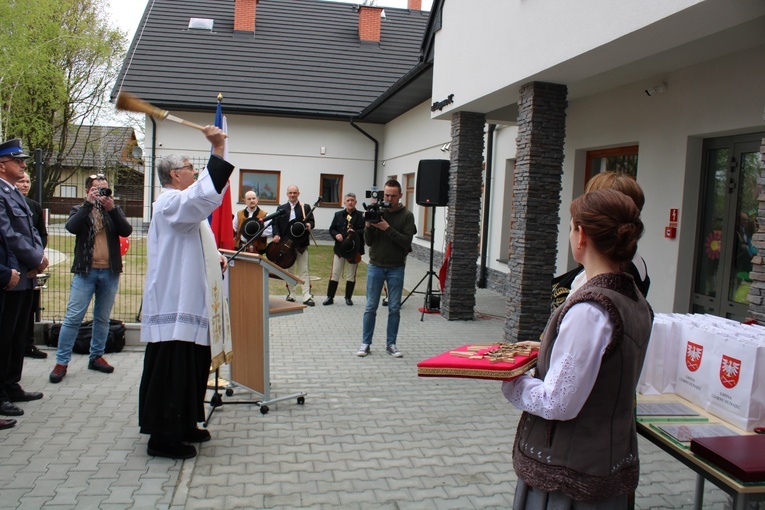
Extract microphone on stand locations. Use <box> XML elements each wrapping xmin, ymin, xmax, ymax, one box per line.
<box><xmin>227</xmin><ymin>208</ymin><xmax>287</xmax><ymax>265</ymax></box>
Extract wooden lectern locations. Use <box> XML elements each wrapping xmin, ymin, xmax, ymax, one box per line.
<box><xmin>211</xmin><ymin>249</ymin><xmax>307</xmax><ymax>416</ymax></box>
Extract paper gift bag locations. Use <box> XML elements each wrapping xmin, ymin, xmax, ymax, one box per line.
<box><xmin>704</xmin><ymin>331</ymin><xmax>765</xmax><ymax>432</ymax></box>
<box><xmin>639</xmin><ymin>315</ymin><xmax>669</xmax><ymax>395</ymax></box>
<box><xmin>674</xmin><ymin>320</ymin><xmax>720</xmax><ymax>408</ymax></box>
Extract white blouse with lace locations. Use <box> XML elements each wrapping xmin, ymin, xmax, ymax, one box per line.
<box><xmin>501</xmin><ymin>302</ymin><xmax>613</xmax><ymax>421</ymax></box>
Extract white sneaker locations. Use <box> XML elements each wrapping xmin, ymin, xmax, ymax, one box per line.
<box><xmin>356</xmin><ymin>343</ymin><xmax>370</xmax><ymax>357</ymax></box>
<box><xmin>386</xmin><ymin>344</ymin><xmax>403</xmax><ymax>358</ymax></box>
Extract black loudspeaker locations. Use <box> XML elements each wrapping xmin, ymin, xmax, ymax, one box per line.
<box><xmin>416</xmin><ymin>159</ymin><xmax>450</xmax><ymax>206</ymax></box>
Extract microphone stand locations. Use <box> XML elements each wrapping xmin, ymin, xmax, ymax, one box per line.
<box><xmin>225</xmin><ymin>227</ymin><xmax>264</xmax><ymax>268</ymax></box>
<box><xmin>225</xmin><ymin>208</ymin><xmax>286</xmax><ymax>268</ymax></box>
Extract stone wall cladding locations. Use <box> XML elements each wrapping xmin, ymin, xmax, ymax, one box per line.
<box><xmin>442</xmin><ymin>111</ymin><xmax>486</xmax><ymax>320</ymax></box>
<box><xmin>503</xmin><ymin>82</ymin><xmax>568</xmax><ymax>342</ymax></box>
<box><xmin>748</xmin><ymin>138</ymin><xmax>765</xmax><ymax>324</ymax></box>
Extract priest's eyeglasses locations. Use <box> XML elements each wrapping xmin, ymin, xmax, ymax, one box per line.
<box><xmin>173</xmin><ymin>164</ymin><xmax>194</xmax><ymax>172</ymax></box>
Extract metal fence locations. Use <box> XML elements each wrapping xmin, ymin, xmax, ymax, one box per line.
<box><xmin>38</xmin><ymin>155</ymin><xmax>212</xmax><ymax>324</ymax></box>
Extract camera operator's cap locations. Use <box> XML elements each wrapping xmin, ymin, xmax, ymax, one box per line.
<box><xmin>0</xmin><ymin>138</ymin><xmax>29</xmax><ymax>158</ymax></box>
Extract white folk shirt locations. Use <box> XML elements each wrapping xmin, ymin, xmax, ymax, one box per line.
<box><xmin>501</xmin><ymin>302</ymin><xmax>612</xmax><ymax>421</ymax></box>
<box><xmin>141</xmin><ymin>167</ymin><xmax>226</xmax><ymax>345</ymax></box>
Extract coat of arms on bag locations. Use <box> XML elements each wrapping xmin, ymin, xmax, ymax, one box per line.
<box><xmin>685</xmin><ymin>341</ymin><xmax>703</xmax><ymax>372</ymax></box>
<box><xmin>719</xmin><ymin>354</ymin><xmax>741</xmax><ymax>389</ymax></box>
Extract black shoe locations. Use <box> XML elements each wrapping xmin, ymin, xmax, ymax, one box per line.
<box><xmin>88</xmin><ymin>356</ymin><xmax>114</xmax><ymax>374</ymax></box>
<box><xmin>50</xmin><ymin>364</ymin><xmax>68</xmax><ymax>383</ymax></box>
<box><xmin>183</xmin><ymin>427</ymin><xmax>211</xmax><ymax>443</ymax></box>
<box><xmin>285</xmin><ymin>296</ymin><xmax>295</xmax><ymax>302</ymax></box>
<box><xmin>345</xmin><ymin>297</ymin><xmax>353</xmax><ymax>306</ymax></box>
<box><xmin>303</xmin><ymin>299</ymin><xmax>315</xmax><ymax>306</ymax></box>
<box><xmin>24</xmin><ymin>345</ymin><xmax>48</xmax><ymax>359</ymax></box>
<box><xmin>323</xmin><ymin>297</ymin><xmax>334</xmax><ymax>306</ymax></box>
<box><xmin>7</xmin><ymin>390</ymin><xmax>43</xmax><ymax>402</ymax></box>
<box><xmin>147</xmin><ymin>438</ymin><xmax>197</xmax><ymax>459</ymax></box>
<box><xmin>382</xmin><ymin>298</ymin><xmax>388</xmax><ymax>306</ymax></box>
<box><xmin>0</xmin><ymin>418</ymin><xmax>16</xmax><ymax>430</ymax></box>
<box><xmin>0</xmin><ymin>401</ymin><xmax>24</xmax><ymax>416</ymax></box>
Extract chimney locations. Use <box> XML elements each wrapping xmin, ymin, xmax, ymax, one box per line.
<box><xmin>408</xmin><ymin>0</ymin><xmax>422</xmax><ymax>10</ymax></box>
<box><xmin>359</xmin><ymin>6</ymin><xmax>383</xmax><ymax>43</ymax></box>
<box><xmin>234</xmin><ymin>0</ymin><xmax>257</xmax><ymax>33</ymax></box>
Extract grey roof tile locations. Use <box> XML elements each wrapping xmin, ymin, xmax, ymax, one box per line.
<box><xmin>112</xmin><ymin>0</ymin><xmax>429</xmax><ymax>121</ymax></box>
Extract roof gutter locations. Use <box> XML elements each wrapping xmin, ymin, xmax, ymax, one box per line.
<box><xmin>357</xmin><ymin>61</ymin><xmax>432</xmax><ymax>120</ymax></box>
<box><xmin>349</xmin><ymin>119</ymin><xmax>379</xmax><ymax>187</ymax></box>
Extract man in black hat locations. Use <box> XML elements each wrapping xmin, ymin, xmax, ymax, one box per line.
<box><xmin>324</xmin><ymin>193</ymin><xmax>364</xmax><ymax>306</ymax></box>
<box><xmin>0</xmin><ymin>138</ymin><xmax>48</xmax><ymax>418</ymax></box>
<box><xmin>271</xmin><ymin>185</ymin><xmax>315</xmax><ymax>306</ymax></box>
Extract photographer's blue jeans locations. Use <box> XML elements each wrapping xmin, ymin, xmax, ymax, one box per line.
<box><xmin>55</xmin><ymin>269</ymin><xmax>120</xmax><ymax>365</ymax></box>
<box><xmin>362</xmin><ymin>264</ymin><xmax>405</xmax><ymax>346</ymax></box>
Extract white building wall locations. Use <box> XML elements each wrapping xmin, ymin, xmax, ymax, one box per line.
<box><xmin>433</xmin><ymin>0</ymin><xmax>708</xmax><ymax>113</ymax></box>
<box><xmin>381</xmin><ymin>101</ymin><xmax>453</xmax><ymax>251</ymax></box>
<box><xmin>556</xmin><ymin>44</ymin><xmax>765</xmax><ymax>314</ymax></box>
<box><xmin>143</xmin><ymin>114</ymin><xmax>383</xmax><ymax>229</ymax></box>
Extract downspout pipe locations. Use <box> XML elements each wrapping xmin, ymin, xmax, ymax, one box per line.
<box><xmin>350</xmin><ymin>118</ymin><xmax>379</xmax><ymax>187</ymax></box>
<box><xmin>478</xmin><ymin>123</ymin><xmax>496</xmax><ymax>288</ymax></box>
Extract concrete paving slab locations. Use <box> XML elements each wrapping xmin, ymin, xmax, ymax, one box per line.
<box><xmin>0</xmin><ymin>255</ymin><xmax>743</xmax><ymax>509</ymax></box>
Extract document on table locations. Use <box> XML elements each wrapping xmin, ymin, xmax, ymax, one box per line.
<box><xmin>637</xmin><ymin>402</ymin><xmax>700</xmax><ymax>417</ymax></box>
<box><xmin>652</xmin><ymin>423</ymin><xmax>739</xmax><ymax>445</ymax></box>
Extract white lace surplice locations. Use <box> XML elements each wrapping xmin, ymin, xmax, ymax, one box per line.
<box><xmin>502</xmin><ymin>302</ymin><xmax>612</xmax><ymax>421</ymax></box>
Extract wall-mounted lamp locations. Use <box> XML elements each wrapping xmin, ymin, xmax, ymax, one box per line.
<box><xmin>440</xmin><ymin>143</ymin><xmax>451</xmax><ymax>152</ymax></box>
<box><xmin>320</xmin><ymin>146</ymin><xmax>326</xmax><ymax>155</ymax></box>
<box><xmin>644</xmin><ymin>83</ymin><xmax>667</xmax><ymax>96</ymax></box>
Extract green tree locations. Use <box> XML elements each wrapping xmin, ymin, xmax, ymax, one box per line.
<box><xmin>0</xmin><ymin>0</ymin><xmax>126</xmax><ymax>200</ymax></box>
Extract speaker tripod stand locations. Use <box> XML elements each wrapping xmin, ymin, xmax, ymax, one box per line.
<box><xmin>401</xmin><ymin>207</ymin><xmax>441</xmax><ymax>320</ymax></box>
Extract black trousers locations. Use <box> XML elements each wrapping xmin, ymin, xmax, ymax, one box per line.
<box><xmin>0</xmin><ymin>289</ymin><xmax>34</xmax><ymax>401</ymax></box>
<box><xmin>138</xmin><ymin>341</ymin><xmax>211</xmax><ymax>440</ymax></box>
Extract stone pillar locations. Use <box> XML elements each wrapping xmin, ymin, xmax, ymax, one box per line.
<box><xmin>504</xmin><ymin>82</ymin><xmax>568</xmax><ymax>342</ymax></box>
<box><xmin>748</xmin><ymin>137</ymin><xmax>765</xmax><ymax>325</ymax></box>
<box><xmin>441</xmin><ymin>111</ymin><xmax>485</xmax><ymax>320</ymax></box>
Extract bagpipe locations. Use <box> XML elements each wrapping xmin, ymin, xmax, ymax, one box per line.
<box><xmin>265</xmin><ymin>197</ymin><xmax>321</xmax><ymax>269</ymax></box>
<box><xmin>339</xmin><ymin>212</ymin><xmax>362</xmax><ymax>264</ymax></box>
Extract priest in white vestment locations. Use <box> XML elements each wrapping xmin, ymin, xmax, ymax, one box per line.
<box><xmin>138</xmin><ymin>126</ymin><xmax>233</xmax><ymax>460</ymax></box>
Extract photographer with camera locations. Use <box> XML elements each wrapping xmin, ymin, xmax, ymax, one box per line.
<box><xmin>49</xmin><ymin>174</ymin><xmax>132</xmax><ymax>384</ymax></box>
<box><xmin>357</xmin><ymin>179</ymin><xmax>416</xmax><ymax>358</ymax></box>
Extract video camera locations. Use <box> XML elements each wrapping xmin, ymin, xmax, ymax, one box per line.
<box><xmin>363</xmin><ymin>188</ymin><xmax>391</xmax><ymax>223</ymax></box>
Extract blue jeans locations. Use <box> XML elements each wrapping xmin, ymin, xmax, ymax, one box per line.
<box><xmin>55</xmin><ymin>269</ymin><xmax>120</xmax><ymax>365</ymax></box>
<box><xmin>362</xmin><ymin>264</ymin><xmax>405</xmax><ymax>346</ymax></box>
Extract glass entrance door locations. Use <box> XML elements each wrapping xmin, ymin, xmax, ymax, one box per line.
<box><xmin>692</xmin><ymin>133</ymin><xmax>762</xmax><ymax>321</ymax></box>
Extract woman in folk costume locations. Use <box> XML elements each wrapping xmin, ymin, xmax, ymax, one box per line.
<box><xmin>503</xmin><ymin>189</ymin><xmax>653</xmax><ymax>509</ymax></box>
<box><xmin>139</xmin><ymin>126</ymin><xmax>233</xmax><ymax>460</ymax></box>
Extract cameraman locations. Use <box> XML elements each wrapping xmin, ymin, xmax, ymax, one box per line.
<box><xmin>49</xmin><ymin>174</ymin><xmax>132</xmax><ymax>384</ymax></box>
<box><xmin>357</xmin><ymin>179</ymin><xmax>416</xmax><ymax>358</ymax></box>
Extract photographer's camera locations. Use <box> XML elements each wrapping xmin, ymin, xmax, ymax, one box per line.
<box><xmin>98</xmin><ymin>188</ymin><xmax>113</xmax><ymax>197</ymax></box>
